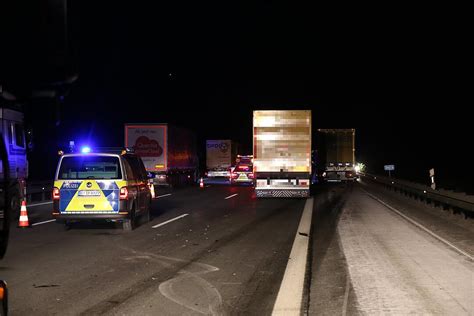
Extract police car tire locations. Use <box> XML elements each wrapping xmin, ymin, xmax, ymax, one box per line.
<box><xmin>123</xmin><ymin>208</ymin><xmax>136</xmax><ymax>231</ymax></box>
<box><xmin>64</xmin><ymin>221</ymin><xmax>72</xmax><ymax>231</ymax></box>
<box><xmin>122</xmin><ymin>218</ymin><xmax>134</xmax><ymax>231</ymax></box>
<box><xmin>139</xmin><ymin>199</ymin><xmax>151</xmax><ymax>224</ymax></box>
<box><xmin>142</xmin><ymin>209</ymin><xmax>150</xmax><ymax>224</ymax></box>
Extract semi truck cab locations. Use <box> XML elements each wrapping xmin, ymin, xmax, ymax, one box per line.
<box><xmin>0</xmin><ymin>105</ymin><xmax>28</xmax><ymax>214</ymax></box>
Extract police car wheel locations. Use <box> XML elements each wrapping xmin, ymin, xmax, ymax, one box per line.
<box><xmin>64</xmin><ymin>221</ymin><xmax>72</xmax><ymax>231</ymax></box>
<box><xmin>139</xmin><ymin>199</ymin><xmax>151</xmax><ymax>224</ymax></box>
<box><xmin>122</xmin><ymin>208</ymin><xmax>136</xmax><ymax>231</ymax></box>
<box><xmin>141</xmin><ymin>210</ymin><xmax>150</xmax><ymax>224</ymax></box>
<box><xmin>122</xmin><ymin>218</ymin><xmax>134</xmax><ymax>231</ymax></box>
<box><xmin>143</xmin><ymin>204</ymin><xmax>151</xmax><ymax>223</ymax></box>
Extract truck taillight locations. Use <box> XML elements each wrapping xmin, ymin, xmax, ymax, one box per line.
<box><xmin>345</xmin><ymin>171</ymin><xmax>353</xmax><ymax>178</ymax></box>
<box><xmin>53</xmin><ymin>187</ymin><xmax>60</xmax><ymax>200</ymax></box>
<box><xmin>231</xmin><ymin>173</ymin><xmax>238</xmax><ymax>179</ymax></box>
<box><xmin>120</xmin><ymin>187</ymin><xmax>129</xmax><ymax>200</ymax></box>
<box><xmin>248</xmin><ymin>173</ymin><xmax>254</xmax><ymax>179</ymax></box>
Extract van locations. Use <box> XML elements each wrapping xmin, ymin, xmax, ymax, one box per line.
<box><xmin>52</xmin><ymin>151</ymin><xmax>152</xmax><ymax>230</ymax></box>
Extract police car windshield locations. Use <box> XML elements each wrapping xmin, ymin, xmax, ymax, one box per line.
<box><xmin>58</xmin><ymin>156</ymin><xmax>122</xmax><ymax>180</ymax></box>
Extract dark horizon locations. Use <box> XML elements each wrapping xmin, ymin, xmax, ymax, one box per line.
<box><xmin>4</xmin><ymin>1</ymin><xmax>471</xmax><ymax>190</ymax></box>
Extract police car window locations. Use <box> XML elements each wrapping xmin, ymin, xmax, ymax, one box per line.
<box><xmin>136</xmin><ymin>157</ymin><xmax>148</xmax><ymax>180</ymax></box>
<box><xmin>122</xmin><ymin>159</ymin><xmax>136</xmax><ymax>180</ymax></box>
<box><xmin>133</xmin><ymin>157</ymin><xmax>147</xmax><ymax>181</ymax></box>
<box><xmin>15</xmin><ymin>123</ymin><xmax>25</xmax><ymax>148</ymax></box>
<box><xmin>58</xmin><ymin>156</ymin><xmax>122</xmax><ymax>179</ymax></box>
<box><xmin>125</xmin><ymin>156</ymin><xmax>144</xmax><ymax>181</ymax></box>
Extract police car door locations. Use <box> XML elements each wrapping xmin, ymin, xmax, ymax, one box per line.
<box><xmin>123</xmin><ymin>157</ymin><xmax>144</xmax><ymax>212</ymax></box>
<box><xmin>128</xmin><ymin>156</ymin><xmax>148</xmax><ymax>212</ymax></box>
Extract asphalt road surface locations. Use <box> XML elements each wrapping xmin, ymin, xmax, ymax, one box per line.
<box><xmin>1</xmin><ymin>181</ymin><xmax>472</xmax><ymax>315</ymax></box>
<box><xmin>3</xmin><ymin>185</ymin><xmax>306</xmax><ymax>315</ymax></box>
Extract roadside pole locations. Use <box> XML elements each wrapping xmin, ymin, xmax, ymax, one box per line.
<box><xmin>429</xmin><ymin>168</ymin><xmax>436</xmax><ymax>190</ymax></box>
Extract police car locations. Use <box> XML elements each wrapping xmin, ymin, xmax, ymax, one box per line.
<box><xmin>52</xmin><ymin>148</ymin><xmax>152</xmax><ymax>231</ymax></box>
<box><xmin>230</xmin><ymin>155</ymin><xmax>255</xmax><ymax>185</ymax></box>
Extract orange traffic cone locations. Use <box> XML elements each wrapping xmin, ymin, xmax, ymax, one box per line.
<box><xmin>200</xmin><ymin>178</ymin><xmax>204</xmax><ymax>188</ymax></box>
<box><xmin>18</xmin><ymin>200</ymin><xmax>31</xmax><ymax>228</ymax></box>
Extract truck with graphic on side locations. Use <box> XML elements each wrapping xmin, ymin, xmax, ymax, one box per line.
<box><xmin>205</xmin><ymin>140</ymin><xmax>238</xmax><ymax>178</ymax></box>
<box><xmin>125</xmin><ymin>124</ymin><xmax>198</xmax><ymax>187</ymax></box>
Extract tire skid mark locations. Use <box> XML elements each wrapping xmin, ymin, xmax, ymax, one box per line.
<box><xmin>83</xmin><ymin>207</ymin><xmax>293</xmax><ymax>315</ymax></box>
<box><xmin>121</xmin><ymin>247</ymin><xmax>224</xmax><ymax>315</ymax></box>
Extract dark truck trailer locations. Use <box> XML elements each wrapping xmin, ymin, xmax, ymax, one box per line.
<box><xmin>0</xmin><ymin>103</ymin><xmax>28</xmax><ymax>215</ymax></box>
<box><xmin>125</xmin><ymin>124</ymin><xmax>198</xmax><ymax>187</ymax></box>
<box><xmin>317</xmin><ymin>129</ymin><xmax>356</xmax><ymax>182</ymax></box>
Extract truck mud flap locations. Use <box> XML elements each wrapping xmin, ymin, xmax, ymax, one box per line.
<box><xmin>255</xmin><ymin>189</ymin><xmax>309</xmax><ymax>198</ymax></box>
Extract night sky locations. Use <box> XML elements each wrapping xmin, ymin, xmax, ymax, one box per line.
<box><xmin>4</xmin><ymin>1</ymin><xmax>471</xmax><ymax>191</ymax></box>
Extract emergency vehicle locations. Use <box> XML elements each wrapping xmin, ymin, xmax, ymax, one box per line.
<box><xmin>52</xmin><ymin>148</ymin><xmax>152</xmax><ymax>231</ymax></box>
<box><xmin>230</xmin><ymin>155</ymin><xmax>255</xmax><ymax>185</ymax></box>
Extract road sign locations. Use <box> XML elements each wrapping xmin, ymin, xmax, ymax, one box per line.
<box><xmin>429</xmin><ymin>168</ymin><xmax>435</xmax><ymax>177</ymax></box>
<box><xmin>384</xmin><ymin>165</ymin><xmax>395</xmax><ymax>171</ymax></box>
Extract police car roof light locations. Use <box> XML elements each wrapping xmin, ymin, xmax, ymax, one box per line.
<box><xmin>81</xmin><ymin>146</ymin><xmax>91</xmax><ymax>154</ymax></box>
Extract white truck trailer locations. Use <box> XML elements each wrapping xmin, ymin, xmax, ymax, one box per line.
<box><xmin>253</xmin><ymin>110</ymin><xmax>311</xmax><ymax>198</ymax></box>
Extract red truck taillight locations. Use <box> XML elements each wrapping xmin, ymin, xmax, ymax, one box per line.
<box><xmin>248</xmin><ymin>173</ymin><xmax>255</xmax><ymax>179</ymax></box>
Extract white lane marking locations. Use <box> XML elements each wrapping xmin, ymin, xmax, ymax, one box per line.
<box><xmin>32</xmin><ymin>219</ymin><xmax>56</xmax><ymax>226</ymax></box>
<box><xmin>272</xmin><ymin>198</ymin><xmax>314</xmax><ymax>316</ymax></box>
<box><xmin>224</xmin><ymin>193</ymin><xmax>238</xmax><ymax>200</ymax></box>
<box><xmin>363</xmin><ymin>189</ymin><xmax>474</xmax><ymax>262</ymax></box>
<box><xmin>205</xmin><ymin>185</ymin><xmax>211</xmax><ymax>188</ymax></box>
<box><xmin>342</xmin><ymin>274</ymin><xmax>350</xmax><ymax>316</ymax></box>
<box><xmin>152</xmin><ymin>214</ymin><xmax>189</xmax><ymax>229</ymax></box>
<box><xmin>28</xmin><ymin>201</ymin><xmax>53</xmax><ymax>207</ymax></box>
<box><xmin>156</xmin><ymin>193</ymin><xmax>172</xmax><ymax>198</ymax></box>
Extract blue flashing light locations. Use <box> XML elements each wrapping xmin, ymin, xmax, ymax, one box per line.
<box><xmin>81</xmin><ymin>146</ymin><xmax>91</xmax><ymax>154</ymax></box>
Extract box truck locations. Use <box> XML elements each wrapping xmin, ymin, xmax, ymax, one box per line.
<box><xmin>206</xmin><ymin>140</ymin><xmax>238</xmax><ymax>178</ymax></box>
<box><xmin>125</xmin><ymin>124</ymin><xmax>198</xmax><ymax>186</ymax></box>
<box><xmin>317</xmin><ymin>129</ymin><xmax>356</xmax><ymax>182</ymax></box>
<box><xmin>253</xmin><ymin>110</ymin><xmax>311</xmax><ymax>198</ymax></box>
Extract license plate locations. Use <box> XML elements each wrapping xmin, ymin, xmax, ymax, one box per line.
<box><xmin>78</xmin><ymin>190</ymin><xmax>101</xmax><ymax>197</ymax></box>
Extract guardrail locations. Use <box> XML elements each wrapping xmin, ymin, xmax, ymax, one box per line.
<box><xmin>26</xmin><ymin>181</ymin><xmax>53</xmax><ymax>203</ymax></box>
<box><xmin>361</xmin><ymin>173</ymin><xmax>474</xmax><ymax>219</ymax></box>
